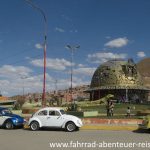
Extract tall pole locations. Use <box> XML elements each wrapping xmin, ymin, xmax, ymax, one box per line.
<box><xmin>25</xmin><ymin>0</ymin><xmax>47</xmax><ymax>107</ymax></box>
<box><xmin>20</xmin><ymin>76</ymin><xmax>28</xmax><ymax>101</ymax></box>
<box><xmin>43</xmin><ymin>32</ymin><xmax>47</xmax><ymax>107</ymax></box>
<box><xmin>66</xmin><ymin>45</ymin><xmax>80</xmax><ymax>107</ymax></box>
<box><xmin>54</xmin><ymin>79</ymin><xmax>58</xmax><ymax>94</ymax></box>
<box><xmin>70</xmin><ymin>50</ymin><xmax>73</xmax><ymax>103</ymax></box>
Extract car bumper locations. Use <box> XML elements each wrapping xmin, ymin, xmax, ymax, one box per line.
<box><xmin>14</xmin><ymin>123</ymin><xmax>24</xmax><ymax>126</ymax></box>
<box><xmin>76</xmin><ymin>122</ymin><xmax>83</xmax><ymax>128</ymax></box>
<box><xmin>14</xmin><ymin>121</ymin><xmax>26</xmax><ymax>127</ymax></box>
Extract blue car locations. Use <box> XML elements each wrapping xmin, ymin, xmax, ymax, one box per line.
<box><xmin>0</xmin><ymin>107</ymin><xmax>25</xmax><ymax>129</ymax></box>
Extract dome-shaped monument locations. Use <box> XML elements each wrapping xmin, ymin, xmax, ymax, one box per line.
<box><xmin>88</xmin><ymin>59</ymin><xmax>148</xmax><ymax>102</ymax></box>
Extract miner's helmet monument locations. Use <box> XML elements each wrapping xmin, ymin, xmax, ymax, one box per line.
<box><xmin>87</xmin><ymin>58</ymin><xmax>149</xmax><ymax>103</ymax></box>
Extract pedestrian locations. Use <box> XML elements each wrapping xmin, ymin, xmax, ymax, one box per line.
<box><xmin>126</xmin><ymin>107</ymin><xmax>131</xmax><ymax>117</ymax></box>
<box><xmin>106</xmin><ymin>100</ymin><xmax>110</xmax><ymax>117</ymax></box>
<box><xmin>109</xmin><ymin>102</ymin><xmax>114</xmax><ymax>116</ymax></box>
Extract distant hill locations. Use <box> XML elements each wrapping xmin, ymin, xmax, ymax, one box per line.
<box><xmin>137</xmin><ymin>58</ymin><xmax>150</xmax><ymax>77</ymax></box>
<box><xmin>137</xmin><ymin>58</ymin><xmax>150</xmax><ymax>88</ymax></box>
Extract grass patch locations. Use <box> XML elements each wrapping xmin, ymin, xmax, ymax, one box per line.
<box><xmin>80</xmin><ymin>103</ymin><xmax>150</xmax><ymax>115</ymax></box>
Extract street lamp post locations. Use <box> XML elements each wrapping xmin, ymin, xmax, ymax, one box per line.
<box><xmin>25</xmin><ymin>0</ymin><xmax>47</xmax><ymax>107</ymax></box>
<box><xmin>54</xmin><ymin>79</ymin><xmax>58</xmax><ymax>94</ymax></box>
<box><xmin>20</xmin><ymin>76</ymin><xmax>28</xmax><ymax>101</ymax></box>
<box><xmin>66</xmin><ymin>45</ymin><xmax>80</xmax><ymax>108</ymax></box>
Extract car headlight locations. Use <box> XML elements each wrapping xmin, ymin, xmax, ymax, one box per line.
<box><xmin>14</xmin><ymin>119</ymin><xmax>19</xmax><ymax>123</ymax></box>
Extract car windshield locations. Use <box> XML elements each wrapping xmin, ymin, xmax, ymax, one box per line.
<box><xmin>60</xmin><ymin>109</ymin><xmax>66</xmax><ymax>115</ymax></box>
<box><xmin>2</xmin><ymin>109</ymin><xmax>12</xmax><ymax>115</ymax></box>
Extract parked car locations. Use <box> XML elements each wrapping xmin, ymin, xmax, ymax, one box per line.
<box><xmin>0</xmin><ymin>107</ymin><xmax>25</xmax><ymax>129</ymax></box>
<box><xmin>139</xmin><ymin>115</ymin><xmax>150</xmax><ymax>129</ymax></box>
<box><xmin>28</xmin><ymin>107</ymin><xmax>83</xmax><ymax>132</ymax></box>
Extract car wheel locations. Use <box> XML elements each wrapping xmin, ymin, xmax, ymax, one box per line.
<box><xmin>5</xmin><ymin>121</ymin><xmax>14</xmax><ymax>129</ymax></box>
<box><xmin>30</xmin><ymin>121</ymin><xmax>39</xmax><ymax>131</ymax></box>
<box><xmin>65</xmin><ymin>122</ymin><xmax>76</xmax><ymax>132</ymax></box>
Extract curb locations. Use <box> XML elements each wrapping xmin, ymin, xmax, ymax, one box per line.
<box><xmin>82</xmin><ymin>118</ymin><xmax>142</xmax><ymax>125</ymax></box>
<box><xmin>81</xmin><ymin>125</ymin><xmax>138</xmax><ymax>131</ymax></box>
<box><xmin>24</xmin><ymin>124</ymin><xmax>139</xmax><ymax>131</ymax></box>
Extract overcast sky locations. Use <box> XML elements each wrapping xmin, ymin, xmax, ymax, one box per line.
<box><xmin>0</xmin><ymin>0</ymin><xmax>149</xmax><ymax>96</ymax></box>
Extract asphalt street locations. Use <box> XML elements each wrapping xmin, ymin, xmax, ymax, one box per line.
<box><xmin>0</xmin><ymin>129</ymin><xmax>150</xmax><ymax>150</ymax></box>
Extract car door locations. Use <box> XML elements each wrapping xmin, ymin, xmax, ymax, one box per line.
<box><xmin>36</xmin><ymin>110</ymin><xmax>48</xmax><ymax>126</ymax></box>
<box><xmin>46</xmin><ymin>110</ymin><xmax>64</xmax><ymax>127</ymax></box>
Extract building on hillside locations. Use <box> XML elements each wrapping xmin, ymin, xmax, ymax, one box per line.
<box><xmin>86</xmin><ymin>59</ymin><xmax>149</xmax><ymax>103</ymax></box>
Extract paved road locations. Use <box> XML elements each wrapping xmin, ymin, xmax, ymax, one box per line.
<box><xmin>0</xmin><ymin>129</ymin><xmax>150</xmax><ymax>150</ymax></box>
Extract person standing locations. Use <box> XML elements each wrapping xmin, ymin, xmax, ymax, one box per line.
<box><xmin>109</xmin><ymin>102</ymin><xmax>114</xmax><ymax>117</ymax></box>
<box><xmin>126</xmin><ymin>107</ymin><xmax>131</xmax><ymax>117</ymax></box>
<box><xmin>106</xmin><ymin>100</ymin><xmax>110</xmax><ymax>117</ymax></box>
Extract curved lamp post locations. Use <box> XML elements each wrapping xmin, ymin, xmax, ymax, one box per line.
<box><xmin>25</xmin><ymin>0</ymin><xmax>47</xmax><ymax>107</ymax></box>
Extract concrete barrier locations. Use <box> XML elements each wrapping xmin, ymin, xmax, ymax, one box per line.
<box><xmin>82</xmin><ymin>118</ymin><xmax>142</xmax><ymax>125</ymax></box>
<box><xmin>66</xmin><ymin>111</ymin><xmax>98</xmax><ymax>117</ymax></box>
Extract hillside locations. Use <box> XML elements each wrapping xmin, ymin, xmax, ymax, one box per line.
<box><xmin>137</xmin><ymin>57</ymin><xmax>150</xmax><ymax>88</ymax></box>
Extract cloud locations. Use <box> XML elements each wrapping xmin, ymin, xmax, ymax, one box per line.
<box><xmin>0</xmin><ymin>72</ymin><xmax>56</xmax><ymax>96</ymax></box>
<box><xmin>0</xmin><ymin>72</ymin><xmax>90</xmax><ymax>96</ymax></box>
<box><xmin>74</xmin><ymin>67</ymin><xmax>96</xmax><ymax>76</ymax></box>
<box><xmin>0</xmin><ymin>65</ymin><xmax>32</xmax><ymax>79</ymax></box>
<box><xmin>47</xmin><ymin>76</ymin><xmax>89</xmax><ymax>90</ymax></box>
<box><xmin>72</xmin><ymin>76</ymin><xmax>90</xmax><ymax>87</ymax></box>
<box><xmin>30</xmin><ymin>58</ymin><xmax>72</xmax><ymax>71</ymax></box>
<box><xmin>78</xmin><ymin>64</ymin><xmax>86</xmax><ymax>67</ymax></box>
<box><xmin>0</xmin><ymin>64</ymin><xmax>91</xmax><ymax>96</ymax></box>
<box><xmin>0</xmin><ymin>65</ymin><xmax>45</xmax><ymax>96</ymax></box>
<box><xmin>88</xmin><ymin>52</ymin><xmax>127</xmax><ymax>64</ymax></box>
<box><xmin>137</xmin><ymin>51</ymin><xmax>146</xmax><ymax>58</ymax></box>
<box><xmin>0</xmin><ymin>80</ymin><xmax>10</xmax><ymax>86</ymax></box>
<box><xmin>35</xmin><ymin>43</ymin><xmax>43</xmax><ymax>49</ymax></box>
<box><xmin>55</xmin><ymin>27</ymin><xmax>65</xmax><ymax>33</ymax></box>
<box><xmin>105</xmin><ymin>37</ymin><xmax>129</xmax><ymax>48</ymax></box>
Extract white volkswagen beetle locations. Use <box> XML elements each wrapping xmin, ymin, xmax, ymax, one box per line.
<box><xmin>28</xmin><ymin>107</ymin><xmax>83</xmax><ymax>132</ymax></box>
